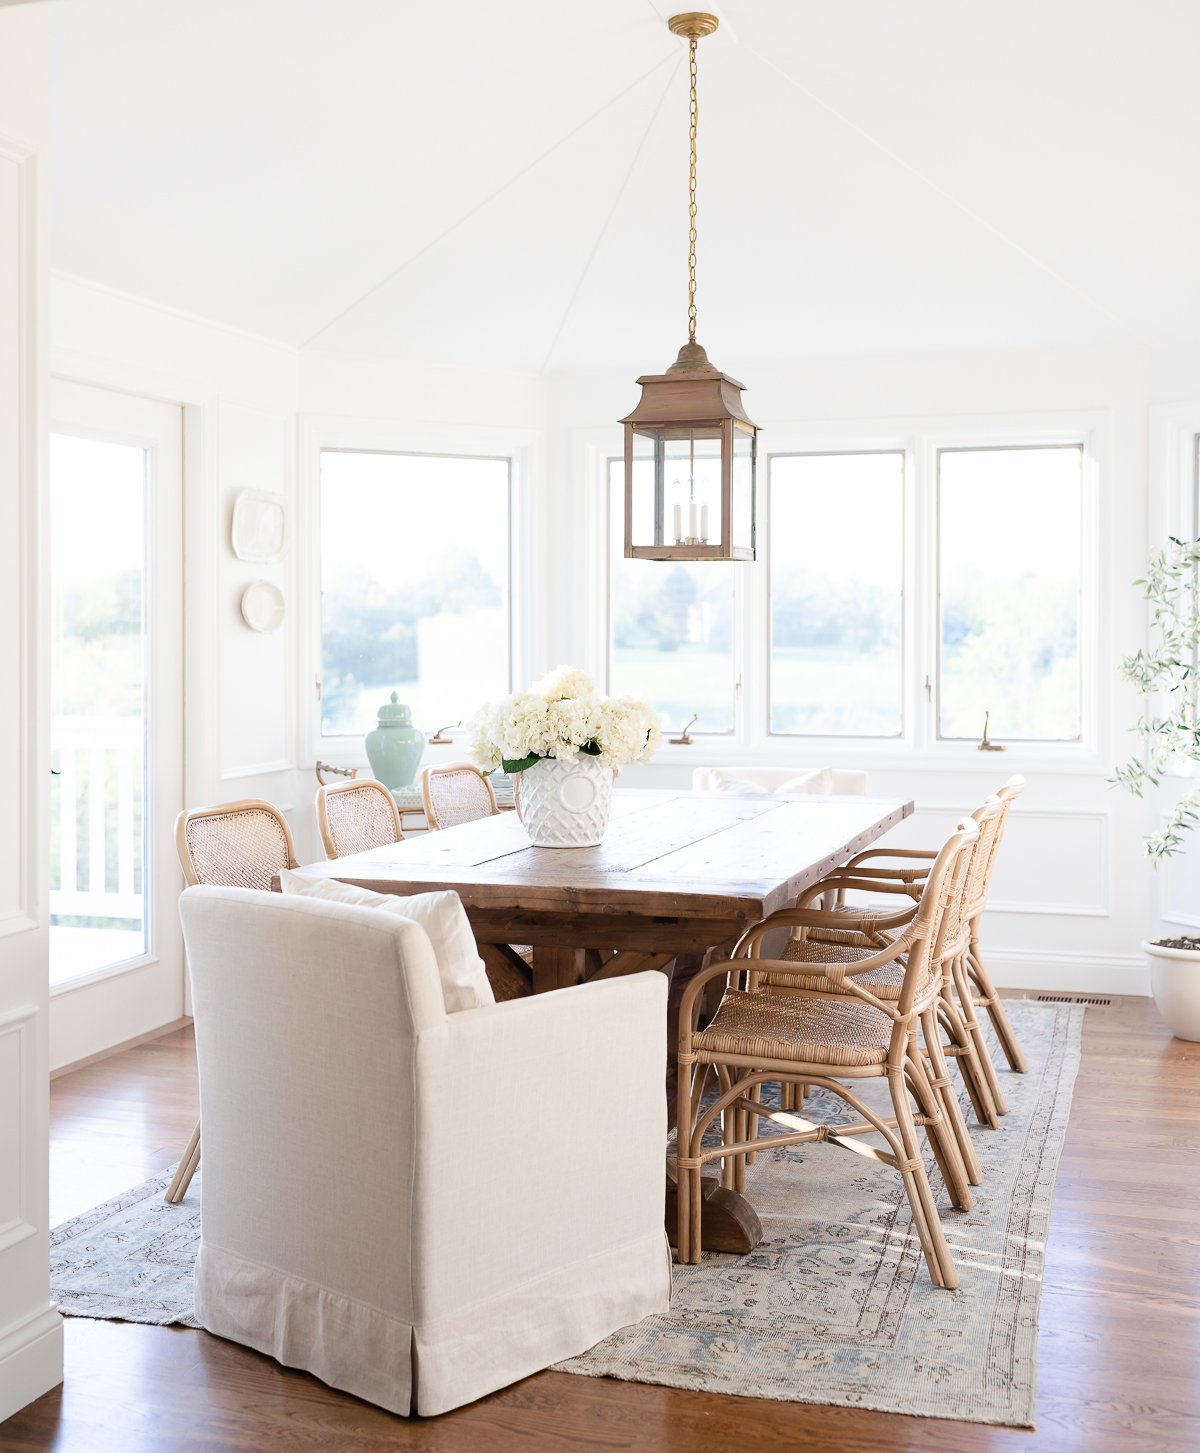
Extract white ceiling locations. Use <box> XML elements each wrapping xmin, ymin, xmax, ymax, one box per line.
<box><xmin>48</xmin><ymin>0</ymin><xmax>1200</xmax><ymax>371</ymax></box>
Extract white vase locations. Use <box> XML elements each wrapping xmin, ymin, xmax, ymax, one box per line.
<box><xmin>518</xmin><ymin>752</ymin><xmax>613</xmax><ymax>847</ymax></box>
<box><xmin>1143</xmin><ymin>938</ymin><xmax>1200</xmax><ymax>1042</ymax></box>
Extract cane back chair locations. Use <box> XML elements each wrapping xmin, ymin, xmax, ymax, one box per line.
<box><xmin>166</xmin><ymin>798</ymin><xmax>299</xmax><ymax>1204</ymax></box>
<box><xmin>317</xmin><ymin>777</ymin><xmax>404</xmax><ymax>859</ymax></box>
<box><xmin>675</xmin><ymin>818</ymin><xmax>979</xmax><ymax>1289</ymax></box>
<box><xmin>420</xmin><ymin>763</ymin><xmax>498</xmax><ymax>831</ymax></box>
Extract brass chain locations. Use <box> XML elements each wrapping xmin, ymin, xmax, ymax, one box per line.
<box><xmin>687</xmin><ymin>36</ymin><xmax>699</xmax><ymax>344</ymax></box>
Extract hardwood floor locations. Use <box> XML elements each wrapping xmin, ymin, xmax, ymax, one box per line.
<box><xmin>5</xmin><ymin>996</ymin><xmax>1200</xmax><ymax>1452</ymax></box>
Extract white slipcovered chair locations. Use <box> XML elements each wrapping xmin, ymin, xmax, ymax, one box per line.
<box><xmin>178</xmin><ymin>885</ymin><xmax>671</xmax><ymax>1416</ymax></box>
<box><xmin>692</xmin><ymin>765</ymin><xmax>869</xmax><ymax>796</ymax></box>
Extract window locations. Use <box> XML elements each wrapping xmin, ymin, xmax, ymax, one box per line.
<box><xmin>603</xmin><ymin>425</ymin><xmax>1096</xmax><ymax>755</ymax></box>
<box><xmin>319</xmin><ymin>449</ymin><xmax>511</xmax><ymax>736</ymax></box>
<box><xmin>770</xmin><ymin>452</ymin><xmax>904</xmax><ymax>736</ymax></box>
<box><xmin>608</xmin><ymin>461</ymin><xmax>736</xmax><ymax>733</ymax></box>
<box><xmin>937</xmin><ymin>445</ymin><xmax>1083</xmax><ymax>742</ymax></box>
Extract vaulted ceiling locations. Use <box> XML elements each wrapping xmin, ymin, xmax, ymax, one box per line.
<box><xmin>49</xmin><ymin>0</ymin><xmax>1200</xmax><ymax>370</ymax></box>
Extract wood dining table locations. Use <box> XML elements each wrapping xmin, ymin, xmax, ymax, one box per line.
<box><xmin>293</xmin><ymin>786</ymin><xmax>914</xmax><ymax>1252</ymax></box>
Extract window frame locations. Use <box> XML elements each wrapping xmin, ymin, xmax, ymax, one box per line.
<box><xmin>766</xmin><ymin>447</ymin><xmax>909</xmax><ymax>743</ymax></box>
<box><xmin>592</xmin><ymin>410</ymin><xmax>1108</xmax><ymax>773</ymax></box>
<box><xmin>300</xmin><ymin>416</ymin><xmax>539</xmax><ymax>766</ymax></box>
<box><xmin>933</xmin><ymin>439</ymin><xmax>1088</xmax><ymax>747</ymax></box>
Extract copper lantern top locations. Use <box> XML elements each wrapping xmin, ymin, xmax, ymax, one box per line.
<box><xmin>620</xmin><ymin>342</ymin><xmax>757</xmax><ymax>431</ymax></box>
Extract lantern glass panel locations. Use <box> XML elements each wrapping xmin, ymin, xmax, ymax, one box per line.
<box><xmin>661</xmin><ymin>426</ymin><xmax>723</xmax><ymax>546</ymax></box>
<box><xmin>628</xmin><ymin>428</ymin><xmax>659</xmax><ymax>546</ymax></box>
<box><xmin>732</xmin><ymin>421</ymin><xmax>755</xmax><ymax>554</ymax></box>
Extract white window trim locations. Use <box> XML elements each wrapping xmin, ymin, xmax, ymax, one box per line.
<box><xmin>586</xmin><ymin>409</ymin><xmax>1112</xmax><ymax>775</ymax></box>
<box><xmin>298</xmin><ymin>414</ymin><xmax>541</xmax><ymax>768</ymax></box>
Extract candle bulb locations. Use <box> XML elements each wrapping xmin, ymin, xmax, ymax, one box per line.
<box><xmin>689</xmin><ymin>502</ymin><xmax>698</xmax><ymax>541</ymax></box>
<box><xmin>700</xmin><ymin>503</ymin><xmax>709</xmax><ymax>543</ymax></box>
<box><xmin>673</xmin><ymin>502</ymin><xmax>682</xmax><ymax>543</ymax></box>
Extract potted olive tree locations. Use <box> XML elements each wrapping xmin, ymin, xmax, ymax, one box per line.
<box><xmin>1114</xmin><ymin>535</ymin><xmax>1200</xmax><ymax>1039</ymax></box>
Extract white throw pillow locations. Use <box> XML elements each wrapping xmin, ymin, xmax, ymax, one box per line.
<box><xmin>706</xmin><ymin>769</ymin><xmax>769</xmax><ymax>795</ymax></box>
<box><xmin>776</xmin><ymin>768</ymin><xmax>834</xmax><ymax>795</ymax></box>
<box><xmin>278</xmin><ymin>871</ymin><xmax>495</xmax><ymax>1014</ymax></box>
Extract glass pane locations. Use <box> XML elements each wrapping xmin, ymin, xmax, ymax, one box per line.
<box><xmin>609</xmin><ymin>462</ymin><xmax>735</xmax><ymax>733</ymax></box>
<box><xmin>50</xmin><ymin>433</ymin><xmax>148</xmax><ymax>987</ymax></box>
<box><xmin>770</xmin><ymin>453</ymin><xmax>904</xmax><ymax>736</ymax></box>
<box><xmin>732</xmin><ymin>424</ymin><xmax>754</xmax><ymax>553</ymax></box>
<box><xmin>320</xmin><ymin>450</ymin><xmax>510</xmax><ymax>736</ymax></box>
<box><xmin>627</xmin><ymin>429</ymin><xmax>657</xmax><ymax>547</ymax></box>
<box><xmin>939</xmin><ymin>445</ymin><xmax>1083</xmax><ymax>741</ymax></box>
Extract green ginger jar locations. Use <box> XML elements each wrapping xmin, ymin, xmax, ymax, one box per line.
<box><xmin>364</xmin><ymin>692</ymin><xmax>425</xmax><ymax>789</ymax></box>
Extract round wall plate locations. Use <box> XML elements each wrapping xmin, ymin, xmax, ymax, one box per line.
<box><xmin>240</xmin><ymin>579</ymin><xmax>285</xmax><ymax>633</ymax></box>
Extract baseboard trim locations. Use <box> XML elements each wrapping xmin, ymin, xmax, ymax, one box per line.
<box><xmin>985</xmin><ymin>948</ymin><xmax>1149</xmax><ymax>997</ymax></box>
<box><xmin>0</xmin><ymin>1304</ymin><xmax>63</xmax><ymax>1424</ymax></box>
<box><xmin>50</xmin><ymin>1014</ymin><xmax>193</xmax><ymax>1080</ymax></box>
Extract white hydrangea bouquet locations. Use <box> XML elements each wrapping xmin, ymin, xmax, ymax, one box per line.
<box><xmin>468</xmin><ymin>667</ymin><xmax>660</xmax><ymax>847</ymax></box>
<box><xmin>468</xmin><ymin>666</ymin><xmax>661</xmax><ymax>774</ymax></box>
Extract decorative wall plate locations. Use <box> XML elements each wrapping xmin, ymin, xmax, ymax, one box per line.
<box><xmin>231</xmin><ymin>490</ymin><xmax>286</xmax><ymax>561</ymax></box>
<box><xmin>240</xmin><ymin>579</ymin><xmax>285</xmax><ymax>633</ymax></box>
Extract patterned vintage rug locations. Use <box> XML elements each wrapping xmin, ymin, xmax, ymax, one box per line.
<box><xmin>50</xmin><ymin>1000</ymin><xmax>1082</xmax><ymax>1427</ymax></box>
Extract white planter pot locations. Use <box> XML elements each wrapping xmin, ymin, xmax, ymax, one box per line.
<box><xmin>518</xmin><ymin>752</ymin><xmax>613</xmax><ymax>848</ymax></box>
<box><xmin>1142</xmin><ymin>938</ymin><xmax>1200</xmax><ymax>1042</ymax></box>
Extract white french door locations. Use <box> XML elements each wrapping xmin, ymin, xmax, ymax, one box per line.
<box><xmin>48</xmin><ymin>380</ymin><xmax>184</xmax><ymax>1068</ymax></box>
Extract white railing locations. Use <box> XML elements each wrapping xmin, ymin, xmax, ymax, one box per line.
<box><xmin>51</xmin><ymin>714</ymin><xmax>144</xmax><ymax>923</ymax></box>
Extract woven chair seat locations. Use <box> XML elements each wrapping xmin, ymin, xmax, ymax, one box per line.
<box><xmin>761</xmin><ymin>936</ymin><xmax>907</xmax><ymax>1001</ymax></box>
<box><xmin>694</xmin><ymin>988</ymin><xmax>893</xmax><ymax>1067</ymax></box>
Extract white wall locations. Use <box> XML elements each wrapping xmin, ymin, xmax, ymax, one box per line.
<box><xmin>49</xmin><ymin>275</ymin><xmax>298</xmax><ymax>1065</ymax></box>
<box><xmin>542</xmin><ymin>343</ymin><xmax>1158</xmax><ymax>994</ymax></box>
<box><xmin>45</xmin><ymin>285</ymin><xmax>1194</xmax><ymax>1024</ymax></box>
<box><xmin>0</xmin><ymin>2</ymin><xmax>63</xmax><ymax>1423</ymax></box>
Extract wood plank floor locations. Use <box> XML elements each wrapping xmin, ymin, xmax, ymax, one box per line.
<box><xmin>5</xmin><ymin>995</ymin><xmax>1200</xmax><ymax>1452</ymax></box>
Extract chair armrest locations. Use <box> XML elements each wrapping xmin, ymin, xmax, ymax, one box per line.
<box><xmin>838</xmin><ymin>846</ymin><xmax>935</xmax><ymax>873</ymax></box>
<box><xmin>795</xmin><ymin>876</ymin><xmax>924</xmax><ymax>910</ymax></box>
<box><xmin>412</xmin><ymin>973</ymin><xmax>669</xmax><ymax>1321</ymax></box>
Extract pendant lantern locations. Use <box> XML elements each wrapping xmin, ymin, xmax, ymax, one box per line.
<box><xmin>620</xmin><ymin>12</ymin><xmax>758</xmax><ymax>561</ymax></box>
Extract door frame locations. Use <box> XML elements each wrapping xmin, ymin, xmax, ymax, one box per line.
<box><xmin>46</xmin><ymin>379</ymin><xmax>186</xmax><ymax>1071</ymax></box>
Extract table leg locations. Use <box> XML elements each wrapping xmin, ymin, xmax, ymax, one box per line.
<box><xmin>507</xmin><ymin>931</ymin><xmax>766</xmax><ymax>1257</ymax></box>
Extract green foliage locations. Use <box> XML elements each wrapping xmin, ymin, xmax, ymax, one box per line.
<box><xmin>501</xmin><ymin>753</ymin><xmax>540</xmax><ymax>773</ymax></box>
<box><xmin>1113</xmin><ymin>536</ymin><xmax>1200</xmax><ymax>862</ymax></box>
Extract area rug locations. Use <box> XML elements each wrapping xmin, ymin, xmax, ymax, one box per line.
<box><xmin>50</xmin><ymin>999</ymin><xmax>1082</xmax><ymax>1427</ymax></box>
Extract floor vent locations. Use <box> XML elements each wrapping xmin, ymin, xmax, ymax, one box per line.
<box><xmin>1034</xmin><ymin>993</ymin><xmax>1112</xmax><ymax>1007</ymax></box>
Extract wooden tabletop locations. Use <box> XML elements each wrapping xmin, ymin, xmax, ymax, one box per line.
<box><xmin>295</xmin><ymin>788</ymin><xmax>914</xmax><ymax>925</ymax></box>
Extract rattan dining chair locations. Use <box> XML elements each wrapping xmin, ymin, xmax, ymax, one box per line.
<box><xmin>166</xmin><ymin>798</ymin><xmax>299</xmax><ymax>1204</ymax></box>
<box><xmin>316</xmin><ymin>777</ymin><xmax>404</xmax><ymax>859</ymax></box>
<box><xmin>964</xmin><ymin>776</ymin><xmax>1028</xmax><ymax>1075</ymax></box>
<box><xmin>675</xmin><ymin>818</ymin><xmax>979</xmax><ymax>1288</ymax></box>
<box><xmin>420</xmin><ymin>762</ymin><xmax>498</xmax><ymax>830</ymax></box>
<box><xmin>802</xmin><ymin>776</ymin><xmax>1029</xmax><ymax>1114</ymax></box>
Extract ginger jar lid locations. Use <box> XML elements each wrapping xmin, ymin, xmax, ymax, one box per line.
<box><xmin>376</xmin><ymin>691</ymin><xmax>413</xmax><ymax>726</ymax></box>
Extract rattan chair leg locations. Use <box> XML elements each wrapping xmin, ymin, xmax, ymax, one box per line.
<box><xmin>723</xmin><ymin>1069</ymin><xmax>743</xmax><ymax>1191</ymax></box>
<box><xmin>921</xmin><ymin>1007</ymin><xmax>983</xmax><ymax>1186</ymax></box>
<box><xmin>676</xmin><ymin>1063</ymin><xmax>696</xmax><ymax>1263</ymax></box>
<box><xmin>906</xmin><ymin>1044</ymin><xmax>972</xmax><ymax>1212</ymax></box>
<box><xmin>888</xmin><ymin>1069</ymin><xmax>958</xmax><ymax>1290</ymax></box>
<box><xmin>952</xmin><ymin>954</ymin><xmax>1009</xmax><ymax>1116</ymax></box>
<box><xmin>937</xmin><ymin>994</ymin><xmax>998</xmax><ymax>1129</ymax></box>
<box><xmin>164</xmin><ymin>1119</ymin><xmax>201</xmax><ymax>1204</ymax></box>
<box><xmin>744</xmin><ymin>1080</ymin><xmax>762</xmax><ymax>1166</ymax></box>
<box><xmin>967</xmin><ymin>940</ymin><xmax>1028</xmax><ymax>1073</ymax></box>
<box><xmin>715</xmin><ymin>1064</ymin><xmax>738</xmax><ymax>1192</ymax></box>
